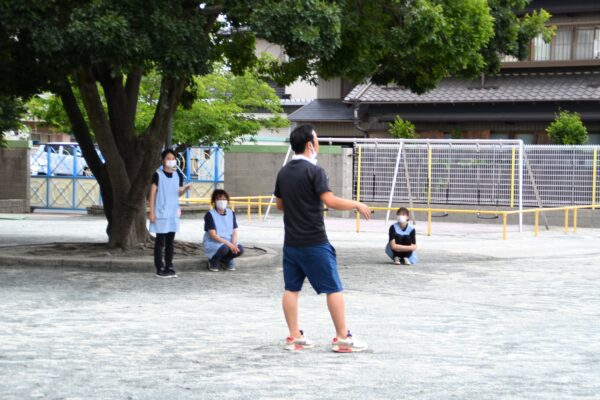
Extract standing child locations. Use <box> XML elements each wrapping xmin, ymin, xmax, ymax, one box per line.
<box><xmin>149</xmin><ymin>149</ymin><xmax>190</xmax><ymax>278</ymax></box>
<box><xmin>385</xmin><ymin>207</ymin><xmax>418</xmax><ymax>265</ymax></box>
<box><xmin>203</xmin><ymin>189</ymin><xmax>244</xmax><ymax>272</ymax></box>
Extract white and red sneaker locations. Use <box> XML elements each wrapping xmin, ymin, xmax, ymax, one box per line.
<box><xmin>284</xmin><ymin>330</ymin><xmax>315</xmax><ymax>351</ymax></box>
<box><xmin>331</xmin><ymin>331</ymin><xmax>368</xmax><ymax>353</ymax></box>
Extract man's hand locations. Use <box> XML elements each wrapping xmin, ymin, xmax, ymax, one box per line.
<box><xmin>356</xmin><ymin>202</ymin><xmax>372</xmax><ymax>220</ymax></box>
<box><xmin>149</xmin><ymin>211</ymin><xmax>156</xmax><ymax>223</ymax></box>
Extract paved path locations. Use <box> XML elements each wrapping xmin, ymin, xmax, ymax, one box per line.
<box><xmin>1</xmin><ymin>213</ymin><xmax>599</xmax><ymax>399</ymax></box>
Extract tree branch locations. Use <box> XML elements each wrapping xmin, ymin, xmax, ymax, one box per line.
<box><xmin>75</xmin><ymin>67</ymin><xmax>130</xmax><ymax>196</ymax></box>
<box><xmin>125</xmin><ymin>66</ymin><xmax>143</xmax><ymax>118</ymax></box>
<box><xmin>56</xmin><ymin>81</ymin><xmax>104</xmax><ymax>177</ymax></box>
<box><xmin>128</xmin><ymin>76</ymin><xmax>187</xmax><ymax>206</ymax></box>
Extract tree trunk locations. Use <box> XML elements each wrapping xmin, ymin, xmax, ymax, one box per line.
<box><xmin>65</xmin><ymin>67</ymin><xmax>186</xmax><ymax>250</ymax></box>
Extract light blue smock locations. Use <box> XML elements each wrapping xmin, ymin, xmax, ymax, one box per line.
<box><xmin>203</xmin><ymin>208</ymin><xmax>235</xmax><ymax>258</ymax></box>
<box><xmin>385</xmin><ymin>223</ymin><xmax>419</xmax><ymax>264</ymax></box>
<box><xmin>149</xmin><ymin>168</ymin><xmax>180</xmax><ymax>234</ymax></box>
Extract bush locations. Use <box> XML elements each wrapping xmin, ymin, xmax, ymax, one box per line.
<box><xmin>546</xmin><ymin>110</ymin><xmax>588</xmax><ymax>145</ymax></box>
<box><xmin>389</xmin><ymin>116</ymin><xmax>417</xmax><ymax>139</ymax></box>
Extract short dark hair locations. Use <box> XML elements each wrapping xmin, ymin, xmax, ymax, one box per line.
<box><xmin>211</xmin><ymin>189</ymin><xmax>230</xmax><ymax>204</ymax></box>
<box><xmin>396</xmin><ymin>207</ymin><xmax>410</xmax><ymax>216</ymax></box>
<box><xmin>161</xmin><ymin>148</ymin><xmax>177</xmax><ymax>160</ymax></box>
<box><xmin>289</xmin><ymin>124</ymin><xmax>315</xmax><ymax>154</ymax></box>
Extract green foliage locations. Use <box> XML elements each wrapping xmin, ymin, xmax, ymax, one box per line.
<box><xmin>451</xmin><ymin>129</ymin><xmax>462</xmax><ymax>139</ymax></box>
<box><xmin>0</xmin><ymin>96</ymin><xmax>25</xmax><ymax>147</ymax></box>
<box><xmin>389</xmin><ymin>116</ymin><xmax>417</xmax><ymax>139</ymax></box>
<box><xmin>482</xmin><ymin>0</ymin><xmax>554</xmax><ymax>73</ymax></box>
<box><xmin>26</xmin><ymin>94</ymin><xmax>75</xmax><ymax>133</ymax></box>
<box><xmin>546</xmin><ymin>111</ymin><xmax>588</xmax><ymax>145</ymax></box>
<box><xmin>135</xmin><ymin>67</ymin><xmax>288</xmax><ymax>147</ymax></box>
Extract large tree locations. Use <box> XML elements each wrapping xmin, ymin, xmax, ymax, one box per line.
<box><xmin>0</xmin><ymin>0</ymin><xmax>549</xmax><ymax>249</ymax></box>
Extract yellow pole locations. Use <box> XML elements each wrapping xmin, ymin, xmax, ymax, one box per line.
<box><xmin>502</xmin><ymin>213</ymin><xmax>507</xmax><ymax>240</ymax></box>
<box><xmin>427</xmin><ymin>209</ymin><xmax>432</xmax><ymax>236</ymax></box>
<box><xmin>427</xmin><ymin>145</ymin><xmax>432</xmax><ymax>207</ymax></box>
<box><xmin>534</xmin><ymin>210</ymin><xmax>539</xmax><ymax>237</ymax></box>
<box><xmin>564</xmin><ymin>209</ymin><xmax>569</xmax><ymax>234</ymax></box>
<box><xmin>247</xmin><ymin>197</ymin><xmax>251</xmax><ymax>222</ymax></box>
<box><xmin>593</xmin><ymin>147</ymin><xmax>597</xmax><ymax>210</ymax></box>
<box><xmin>510</xmin><ymin>147</ymin><xmax>516</xmax><ymax>208</ymax></box>
<box><xmin>573</xmin><ymin>208</ymin><xmax>578</xmax><ymax>233</ymax></box>
<box><xmin>258</xmin><ymin>198</ymin><xmax>262</xmax><ymax>221</ymax></box>
<box><xmin>356</xmin><ymin>145</ymin><xmax>362</xmax><ymax>233</ymax></box>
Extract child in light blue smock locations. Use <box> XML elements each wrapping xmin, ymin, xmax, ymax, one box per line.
<box><xmin>203</xmin><ymin>189</ymin><xmax>244</xmax><ymax>271</ymax></box>
<box><xmin>385</xmin><ymin>207</ymin><xmax>418</xmax><ymax>265</ymax></box>
<box><xmin>149</xmin><ymin>149</ymin><xmax>190</xmax><ymax>278</ymax></box>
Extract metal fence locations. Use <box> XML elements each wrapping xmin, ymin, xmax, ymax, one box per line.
<box><xmin>30</xmin><ymin>145</ymin><xmax>224</xmax><ymax>210</ymax></box>
<box><xmin>352</xmin><ymin>140</ymin><xmax>599</xmax><ymax>209</ymax></box>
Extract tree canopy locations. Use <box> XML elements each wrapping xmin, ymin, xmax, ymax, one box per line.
<box><xmin>0</xmin><ymin>0</ymin><xmax>552</xmax><ymax>249</ymax></box>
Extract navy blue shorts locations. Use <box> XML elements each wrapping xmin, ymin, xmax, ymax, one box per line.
<box><xmin>282</xmin><ymin>242</ymin><xmax>343</xmax><ymax>295</ymax></box>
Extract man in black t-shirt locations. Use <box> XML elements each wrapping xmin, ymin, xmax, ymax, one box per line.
<box><xmin>274</xmin><ymin>124</ymin><xmax>371</xmax><ymax>353</ymax></box>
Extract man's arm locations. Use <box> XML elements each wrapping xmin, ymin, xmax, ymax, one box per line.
<box><xmin>275</xmin><ymin>197</ymin><xmax>284</xmax><ymax>211</ymax></box>
<box><xmin>320</xmin><ymin>192</ymin><xmax>371</xmax><ymax>220</ymax></box>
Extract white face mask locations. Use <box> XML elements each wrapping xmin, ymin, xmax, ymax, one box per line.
<box><xmin>165</xmin><ymin>159</ymin><xmax>177</xmax><ymax>169</ymax></box>
<box><xmin>398</xmin><ymin>215</ymin><xmax>408</xmax><ymax>224</ymax></box>
<box><xmin>308</xmin><ymin>143</ymin><xmax>318</xmax><ymax>160</ymax></box>
<box><xmin>215</xmin><ymin>200</ymin><xmax>228</xmax><ymax>210</ymax></box>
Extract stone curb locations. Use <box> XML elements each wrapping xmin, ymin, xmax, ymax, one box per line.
<box><xmin>0</xmin><ymin>243</ymin><xmax>279</xmax><ymax>272</ymax></box>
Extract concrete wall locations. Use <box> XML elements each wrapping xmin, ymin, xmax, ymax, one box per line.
<box><xmin>0</xmin><ymin>147</ymin><xmax>30</xmax><ymax>213</ymax></box>
<box><xmin>224</xmin><ymin>145</ymin><xmax>353</xmax><ymax>217</ymax></box>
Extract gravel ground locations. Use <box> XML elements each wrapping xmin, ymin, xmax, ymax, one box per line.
<box><xmin>1</xmin><ymin>213</ymin><xmax>599</xmax><ymax>399</ymax></box>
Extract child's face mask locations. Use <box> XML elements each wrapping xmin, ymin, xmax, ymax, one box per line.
<box><xmin>165</xmin><ymin>159</ymin><xmax>177</xmax><ymax>169</ymax></box>
<box><xmin>398</xmin><ymin>215</ymin><xmax>408</xmax><ymax>224</ymax></box>
<box><xmin>215</xmin><ymin>200</ymin><xmax>228</xmax><ymax>210</ymax></box>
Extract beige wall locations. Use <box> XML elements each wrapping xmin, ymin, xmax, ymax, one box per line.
<box><xmin>0</xmin><ymin>148</ymin><xmax>30</xmax><ymax>212</ymax></box>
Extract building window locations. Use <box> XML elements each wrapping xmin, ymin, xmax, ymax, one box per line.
<box><xmin>532</xmin><ymin>34</ymin><xmax>550</xmax><ymax>61</ymax></box>
<box><xmin>552</xmin><ymin>28</ymin><xmax>573</xmax><ymax>61</ymax></box>
<box><xmin>531</xmin><ymin>26</ymin><xmax>600</xmax><ymax>62</ymax></box>
<box><xmin>514</xmin><ymin>133</ymin><xmax>535</xmax><ymax>144</ymax></box>
<box><xmin>588</xmin><ymin>133</ymin><xmax>600</xmax><ymax>145</ymax></box>
<box><xmin>575</xmin><ymin>27</ymin><xmax>600</xmax><ymax>60</ymax></box>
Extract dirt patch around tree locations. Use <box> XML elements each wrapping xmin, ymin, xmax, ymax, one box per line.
<box><xmin>0</xmin><ymin>242</ymin><xmax>278</xmax><ymax>271</ymax></box>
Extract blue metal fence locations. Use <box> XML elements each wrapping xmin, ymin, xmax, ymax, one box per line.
<box><xmin>30</xmin><ymin>144</ymin><xmax>224</xmax><ymax>210</ymax></box>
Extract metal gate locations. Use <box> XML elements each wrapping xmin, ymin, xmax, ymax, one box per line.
<box><xmin>30</xmin><ymin>145</ymin><xmax>224</xmax><ymax>211</ymax></box>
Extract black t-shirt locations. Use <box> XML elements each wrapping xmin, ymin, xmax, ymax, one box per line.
<box><xmin>204</xmin><ymin>210</ymin><xmax>238</xmax><ymax>232</ymax></box>
<box><xmin>152</xmin><ymin>170</ymin><xmax>184</xmax><ymax>190</ymax></box>
<box><xmin>274</xmin><ymin>159</ymin><xmax>331</xmax><ymax>246</ymax></box>
<box><xmin>389</xmin><ymin>224</ymin><xmax>416</xmax><ymax>244</ymax></box>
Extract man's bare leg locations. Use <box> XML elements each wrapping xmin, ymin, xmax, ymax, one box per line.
<box><xmin>282</xmin><ymin>290</ymin><xmax>302</xmax><ymax>338</ymax></box>
<box><xmin>327</xmin><ymin>292</ymin><xmax>348</xmax><ymax>338</ymax></box>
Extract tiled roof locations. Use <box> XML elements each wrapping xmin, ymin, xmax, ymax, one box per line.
<box><xmin>287</xmin><ymin>99</ymin><xmax>354</xmax><ymax>122</ymax></box>
<box><xmin>345</xmin><ymin>71</ymin><xmax>600</xmax><ymax>104</ymax></box>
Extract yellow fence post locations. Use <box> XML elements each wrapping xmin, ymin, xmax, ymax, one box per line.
<box><xmin>593</xmin><ymin>148</ymin><xmax>597</xmax><ymax>210</ymax></box>
<box><xmin>247</xmin><ymin>197</ymin><xmax>251</xmax><ymax>222</ymax></box>
<box><xmin>502</xmin><ymin>213</ymin><xmax>507</xmax><ymax>240</ymax></box>
<box><xmin>564</xmin><ymin>208</ymin><xmax>569</xmax><ymax>234</ymax></box>
<box><xmin>510</xmin><ymin>147</ymin><xmax>516</xmax><ymax>208</ymax></box>
<box><xmin>427</xmin><ymin>210</ymin><xmax>432</xmax><ymax>236</ymax></box>
<box><xmin>534</xmin><ymin>210</ymin><xmax>539</xmax><ymax>237</ymax></box>
<box><xmin>258</xmin><ymin>197</ymin><xmax>262</xmax><ymax>221</ymax></box>
<box><xmin>356</xmin><ymin>145</ymin><xmax>362</xmax><ymax>233</ymax></box>
<box><xmin>573</xmin><ymin>208</ymin><xmax>578</xmax><ymax>233</ymax></box>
